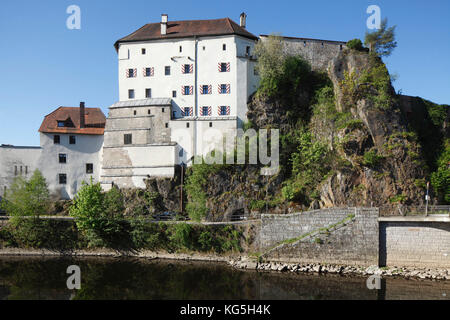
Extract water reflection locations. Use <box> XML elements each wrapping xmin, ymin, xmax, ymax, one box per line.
<box><xmin>0</xmin><ymin>257</ymin><xmax>448</xmax><ymax>300</ymax></box>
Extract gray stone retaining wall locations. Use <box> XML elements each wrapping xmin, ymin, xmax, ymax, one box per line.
<box><xmin>260</xmin><ymin>208</ymin><xmax>379</xmax><ymax>266</ymax></box>
<box><xmin>380</xmin><ymin>221</ymin><xmax>450</xmax><ymax>268</ymax></box>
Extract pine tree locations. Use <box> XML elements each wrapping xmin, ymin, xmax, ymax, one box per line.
<box><xmin>364</xmin><ymin>18</ymin><xmax>397</xmax><ymax>57</ymax></box>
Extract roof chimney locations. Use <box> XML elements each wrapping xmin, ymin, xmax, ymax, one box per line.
<box><xmin>80</xmin><ymin>102</ymin><xmax>85</xmax><ymax>128</ymax></box>
<box><xmin>240</xmin><ymin>12</ymin><xmax>247</xmax><ymax>28</ymax></box>
<box><xmin>161</xmin><ymin>14</ymin><xmax>168</xmax><ymax>35</ymax></box>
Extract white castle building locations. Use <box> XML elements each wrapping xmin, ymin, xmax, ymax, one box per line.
<box><xmin>0</xmin><ymin>13</ymin><xmax>346</xmax><ymax>200</ymax></box>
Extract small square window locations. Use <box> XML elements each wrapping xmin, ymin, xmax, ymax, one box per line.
<box><xmin>128</xmin><ymin>68</ymin><xmax>135</xmax><ymax>78</ymax></box>
<box><xmin>69</xmin><ymin>136</ymin><xmax>76</xmax><ymax>145</ymax></box>
<box><xmin>145</xmin><ymin>88</ymin><xmax>152</xmax><ymax>98</ymax></box>
<box><xmin>57</xmin><ymin>121</ymin><xmax>65</xmax><ymax>127</ymax></box>
<box><xmin>220</xmin><ymin>84</ymin><xmax>228</xmax><ymax>94</ymax></box>
<box><xmin>134</xmin><ymin>110</ymin><xmax>137</xmax><ymax>116</ymax></box>
<box><xmin>165</xmin><ymin>123</ymin><xmax>169</xmax><ymax>128</ymax></box>
<box><xmin>59</xmin><ymin>154</ymin><xmax>67</xmax><ymax>164</ymax></box>
<box><xmin>202</xmin><ymin>85</ymin><xmax>209</xmax><ymax>94</ymax></box>
<box><xmin>145</xmin><ymin>68</ymin><xmax>153</xmax><ymax>77</ymax></box>
<box><xmin>186</xmin><ymin>123</ymin><xmax>190</xmax><ymax>128</ymax></box>
<box><xmin>59</xmin><ymin>174</ymin><xmax>67</xmax><ymax>185</ymax></box>
<box><xmin>86</xmin><ymin>163</ymin><xmax>93</xmax><ymax>174</ymax></box>
<box><xmin>220</xmin><ymin>106</ymin><xmax>229</xmax><ymax>116</ymax></box>
<box><xmin>220</xmin><ymin>63</ymin><xmax>228</xmax><ymax>72</ymax></box>
<box><xmin>148</xmin><ymin>109</ymin><xmax>151</xmax><ymax>115</ymax></box>
<box><xmin>209</xmin><ymin>122</ymin><xmax>213</xmax><ymax>128</ymax></box>
<box><xmin>202</xmin><ymin>46</ymin><xmax>206</xmax><ymax>51</ymax></box>
<box><xmin>128</xmin><ymin>89</ymin><xmax>135</xmax><ymax>99</ymax></box>
<box><xmin>124</xmin><ymin>134</ymin><xmax>132</xmax><ymax>145</ymax></box>
<box><xmin>172</xmin><ymin>90</ymin><xmax>177</xmax><ymax>98</ymax></box>
<box><xmin>142</xmin><ymin>48</ymin><xmax>146</xmax><ymax>55</ymax></box>
<box><xmin>202</xmin><ymin>106</ymin><xmax>209</xmax><ymax>116</ymax></box>
<box><xmin>184</xmin><ymin>64</ymin><xmax>191</xmax><ymax>74</ymax></box>
<box><xmin>165</xmin><ymin>66</ymin><xmax>171</xmax><ymax>76</ymax></box>
<box><xmin>162</xmin><ymin>108</ymin><xmax>165</xmax><ymax>113</ymax></box>
<box><xmin>54</xmin><ymin>135</ymin><xmax>60</xmax><ymax>144</ymax></box>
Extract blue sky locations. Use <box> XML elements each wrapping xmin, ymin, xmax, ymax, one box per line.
<box><xmin>0</xmin><ymin>0</ymin><xmax>449</xmax><ymax>146</ymax></box>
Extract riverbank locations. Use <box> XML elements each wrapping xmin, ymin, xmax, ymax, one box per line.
<box><xmin>1</xmin><ymin>248</ymin><xmax>449</xmax><ymax>282</ymax></box>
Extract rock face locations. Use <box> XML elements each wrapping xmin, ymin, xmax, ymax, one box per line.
<box><xmin>133</xmin><ymin>50</ymin><xmax>447</xmax><ymax>219</ymax></box>
<box><xmin>320</xmin><ymin>51</ymin><xmax>428</xmax><ymax>207</ymax></box>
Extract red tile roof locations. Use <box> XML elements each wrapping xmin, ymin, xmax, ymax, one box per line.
<box><xmin>39</xmin><ymin>107</ymin><xmax>106</xmax><ymax>135</ymax></box>
<box><xmin>114</xmin><ymin>18</ymin><xmax>258</xmax><ymax>50</ymax></box>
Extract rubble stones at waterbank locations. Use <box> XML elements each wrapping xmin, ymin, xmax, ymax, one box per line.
<box><xmin>1</xmin><ymin>248</ymin><xmax>448</xmax><ymax>281</ymax></box>
<box><xmin>229</xmin><ymin>259</ymin><xmax>450</xmax><ymax>281</ymax></box>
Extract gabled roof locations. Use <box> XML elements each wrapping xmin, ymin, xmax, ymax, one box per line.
<box><xmin>114</xmin><ymin>18</ymin><xmax>258</xmax><ymax>50</ymax></box>
<box><xmin>39</xmin><ymin>107</ymin><xmax>106</xmax><ymax>135</ymax></box>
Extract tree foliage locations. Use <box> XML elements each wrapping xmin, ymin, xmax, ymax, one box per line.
<box><xmin>364</xmin><ymin>18</ymin><xmax>397</xmax><ymax>57</ymax></box>
<box><xmin>0</xmin><ymin>170</ymin><xmax>50</xmax><ymax>217</ymax></box>
<box><xmin>431</xmin><ymin>139</ymin><xmax>450</xmax><ymax>204</ymax></box>
<box><xmin>346</xmin><ymin>38</ymin><xmax>365</xmax><ymax>51</ymax></box>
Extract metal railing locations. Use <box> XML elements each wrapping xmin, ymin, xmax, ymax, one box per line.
<box><xmin>379</xmin><ymin>205</ymin><xmax>450</xmax><ymax>217</ymax></box>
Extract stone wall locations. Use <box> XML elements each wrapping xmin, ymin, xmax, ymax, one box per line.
<box><xmin>260</xmin><ymin>208</ymin><xmax>379</xmax><ymax>266</ymax></box>
<box><xmin>260</xmin><ymin>35</ymin><xmax>347</xmax><ymax>71</ymax></box>
<box><xmin>380</xmin><ymin>220</ymin><xmax>450</xmax><ymax>268</ymax></box>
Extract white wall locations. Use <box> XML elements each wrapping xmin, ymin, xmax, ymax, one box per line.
<box><xmin>117</xmin><ymin>34</ymin><xmax>258</xmax><ymax>126</ymax></box>
<box><xmin>38</xmin><ymin>133</ymin><xmax>104</xmax><ymax>199</ymax></box>
<box><xmin>0</xmin><ymin>146</ymin><xmax>41</xmax><ymax>197</ymax></box>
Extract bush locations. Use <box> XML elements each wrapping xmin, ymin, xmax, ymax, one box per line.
<box><xmin>431</xmin><ymin>139</ymin><xmax>450</xmax><ymax>204</ymax></box>
<box><xmin>362</xmin><ymin>150</ymin><xmax>384</xmax><ymax>168</ymax></box>
<box><xmin>346</xmin><ymin>39</ymin><xmax>364</xmax><ymax>51</ymax></box>
<box><xmin>4</xmin><ymin>218</ymin><xmax>81</xmax><ymax>252</ymax></box>
<box><xmin>184</xmin><ymin>161</ymin><xmax>223</xmax><ymax>221</ymax></box>
<box><xmin>69</xmin><ymin>179</ymin><xmax>135</xmax><ymax>251</ymax></box>
<box><xmin>1</xmin><ymin>170</ymin><xmax>50</xmax><ymax>218</ymax></box>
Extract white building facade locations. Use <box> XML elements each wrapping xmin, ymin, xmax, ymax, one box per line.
<box><xmin>101</xmin><ymin>14</ymin><xmax>260</xmax><ymax>189</ymax></box>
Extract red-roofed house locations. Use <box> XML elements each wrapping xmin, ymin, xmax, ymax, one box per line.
<box><xmin>37</xmin><ymin>103</ymin><xmax>105</xmax><ymax>199</ymax></box>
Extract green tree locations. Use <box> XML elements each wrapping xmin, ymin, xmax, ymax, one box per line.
<box><xmin>1</xmin><ymin>170</ymin><xmax>50</xmax><ymax>217</ymax></box>
<box><xmin>346</xmin><ymin>38</ymin><xmax>365</xmax><ymax>51</ymax></box>
<box><xmin>431</xmin><ymin>139</ymin><xmax>450</xmax><ymax>204</ymax></box>
<box><xmin>253</xmin><ymin>34</ymin><xmax>286</xmax><ymax>97</ymax></box>
<box><xmin>69</xmin><ymin>179</ymin><xmax>135</xmax><ymax>251</ymax></box>
<box><xmin>364</xmin><ymin>18</ymin><xmax>397</xmax><ymax>57</ymax></box>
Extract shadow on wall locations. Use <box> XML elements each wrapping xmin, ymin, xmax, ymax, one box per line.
<box><xmin>379</xmin><ymin>225</ymin><xmax>387</xmax><ymax>267</ymax></box>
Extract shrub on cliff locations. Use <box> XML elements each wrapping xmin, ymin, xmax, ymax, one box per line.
<box><xmin>431</xmin><ymin>139</ymin><xmax>450</xmax><ymax>204</ymax></box>
<box><xmin>346</xmin><ymin>39</ymin><xmax>365</xmax><ymax>51</ymax></box>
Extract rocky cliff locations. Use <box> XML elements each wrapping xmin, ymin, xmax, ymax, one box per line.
<box><xmin>143</xmin><ymin>49</ymin><xmax>448</xmax><ymax>220</ymax></box>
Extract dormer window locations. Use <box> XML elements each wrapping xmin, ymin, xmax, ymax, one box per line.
<box><xmin>57</xmin><ymin>118</ymin><xmax>74</xmax><ymax>128</ymax></box>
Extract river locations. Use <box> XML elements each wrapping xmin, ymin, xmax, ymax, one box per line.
<box><xmin>0</xmin><ymin>257</ymin><xmax>448</xmax><ymax>300</ymax></box>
